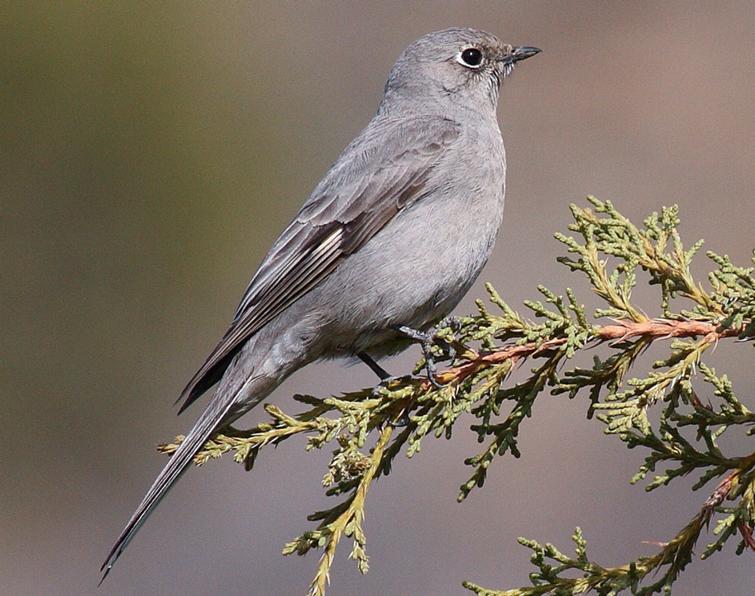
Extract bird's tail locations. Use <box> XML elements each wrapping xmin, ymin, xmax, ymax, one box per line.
<box><xmin>99</xmin><ymin>389</ymin><xmax>239</xmax><ymax>583</ymax></box>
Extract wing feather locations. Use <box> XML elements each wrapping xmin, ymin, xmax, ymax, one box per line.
<box><xmin>177</xmin><ymin>116</ymin><xmax>461</xmax><ymax>412</ymax></box>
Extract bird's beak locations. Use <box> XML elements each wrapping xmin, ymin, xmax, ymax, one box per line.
<box><xmin>502</xmin><ymin>46</ymin><xmax>542</xmax><ymax>65</ymax></box>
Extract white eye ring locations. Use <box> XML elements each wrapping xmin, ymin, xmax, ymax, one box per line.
<box><xmin>456</xmin><ymin>47</ymin><xmax>484</xmax><ymax>68</ymax></box>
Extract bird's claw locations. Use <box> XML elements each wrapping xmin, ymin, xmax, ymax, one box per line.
<box><xmin>438</xmin><ymin>315</ymin><xmax>463</xmax><ymax>333</ymax></box>
<box><xmin>396</xmin><ymin>325</ymin><xmax>445</xmax><ymax>388</ymax></box>
<box><xmin>370</xmin><ymin>374</ymin><xmax>407</xmax><ymax>397</ymax></box>
<box><xmin>390</xmin><ymin>409</ymin><xmax>412</xmax><ymax>427</ymax></box>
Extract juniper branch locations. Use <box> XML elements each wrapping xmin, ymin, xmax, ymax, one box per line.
<box><xmin>158</xmin><ymin>198</ymin><xmax>753</xmax><ymax>595</ymax></box>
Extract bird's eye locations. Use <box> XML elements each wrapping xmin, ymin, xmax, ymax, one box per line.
<box><xmin>458</xmin><ymin>47</ymin><xmax>483</xmax><ymax>68</ymax></box>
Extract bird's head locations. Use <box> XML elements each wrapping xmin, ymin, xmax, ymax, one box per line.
<box><xmin>380</xmin><ymin>28</ymin><xmax>540</xmax><ymax>115</ymax></box>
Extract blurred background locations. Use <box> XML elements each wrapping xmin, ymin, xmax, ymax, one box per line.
<box><xmin>2</xmin><ymin>2</ymin><xmax>753</xmax><ymax>595</ymax></box>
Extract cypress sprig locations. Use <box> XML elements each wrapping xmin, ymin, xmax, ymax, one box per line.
<box><xmin>159</xmin><ymin>198</ymin><xmax>753</xmax><ymax>595</ymax></box>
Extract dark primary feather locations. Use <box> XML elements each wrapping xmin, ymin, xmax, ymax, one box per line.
<box><xmin>176</xmin><ymin>116</ymin><xmax>462</xmax><ymax>412</ymax></box>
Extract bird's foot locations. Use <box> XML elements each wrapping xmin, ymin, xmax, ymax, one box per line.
<box><xmin>390</xmin><ymin>409</ymin><xmax>412</xmax><ymax>427</ymax></box>
<box><xmin>396</xmin><ymin>325</ymin><xmax>445</xmax><ymax>388</ymax></box>
<box><xmin>437</xmin><ymin>315</ymin><xmax>463</xmax><ymax>334</ymax></box>
<box><xmin>370</xmin><ymin>374</ymin><xmax>411</xmax><ymax>397</ymax></box>
<box><xmin>433</xmin><ymin>316</ymin><xmax>465</xmax><ymax>360</ymax></box>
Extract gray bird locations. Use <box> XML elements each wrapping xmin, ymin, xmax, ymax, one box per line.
<box><xmin>101</xmin><ymin>27</ymin><xmax>539</xmax><ymax>579</ymax></box>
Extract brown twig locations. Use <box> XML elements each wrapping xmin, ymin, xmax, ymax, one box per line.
<box><xmin>430</xmin><ymin>319</ymin><xmax>741</xmax><ymax>389</ymax></box>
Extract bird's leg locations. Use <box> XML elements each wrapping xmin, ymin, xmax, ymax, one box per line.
<box><xmin>358</xmin><ymin>351</ymin><xmax>392</xmax><ymax>381</ymax></box>
<box><xmin>359</xmin><ymin>352</ymin><xmax>409</xmax><ymax>427</ymax></box>
<box><xmin>396</xmin><ymin>325</ymin><xmax>444</xmax><ymax>388</ymax></box>
<box><xmin>361</xmin><ymin>353</ymin><xmax>412</xmax><ymax>403</ymax></box>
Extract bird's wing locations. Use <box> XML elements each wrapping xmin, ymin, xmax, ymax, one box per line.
<box><xmin>177</xmin><ymin>116</ymin><xmax>462</xmax><ymax>411</ymax></box>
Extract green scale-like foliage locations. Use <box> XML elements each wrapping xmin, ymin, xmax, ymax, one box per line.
<box><xmin>159</xmin><ymin>197</ymin><xmax>754</xmax><ymax>595</ymax></box>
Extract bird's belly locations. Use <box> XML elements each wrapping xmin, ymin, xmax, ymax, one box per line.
<box><xmin>313</xmin><ymin>190</ymin><xmax>503</xmax><ymax>355</ymax></box>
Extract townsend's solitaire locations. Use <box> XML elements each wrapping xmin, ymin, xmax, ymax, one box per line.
<box><xmin>102</xmin><ymin>27</ymin><xmax>540</xmax><ymax>579</ymax></box>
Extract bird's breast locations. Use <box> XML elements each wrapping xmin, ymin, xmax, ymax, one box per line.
<box><xmin>301</xmin><ymin>119</ymin><xmax>507</xmax><ymax>357</ymax></box>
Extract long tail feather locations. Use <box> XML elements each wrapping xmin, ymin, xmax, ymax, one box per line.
<box><xmin>99</xmin><ymin>392</ymin><xmax>238</xmax><ymax>583</ymax></box>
